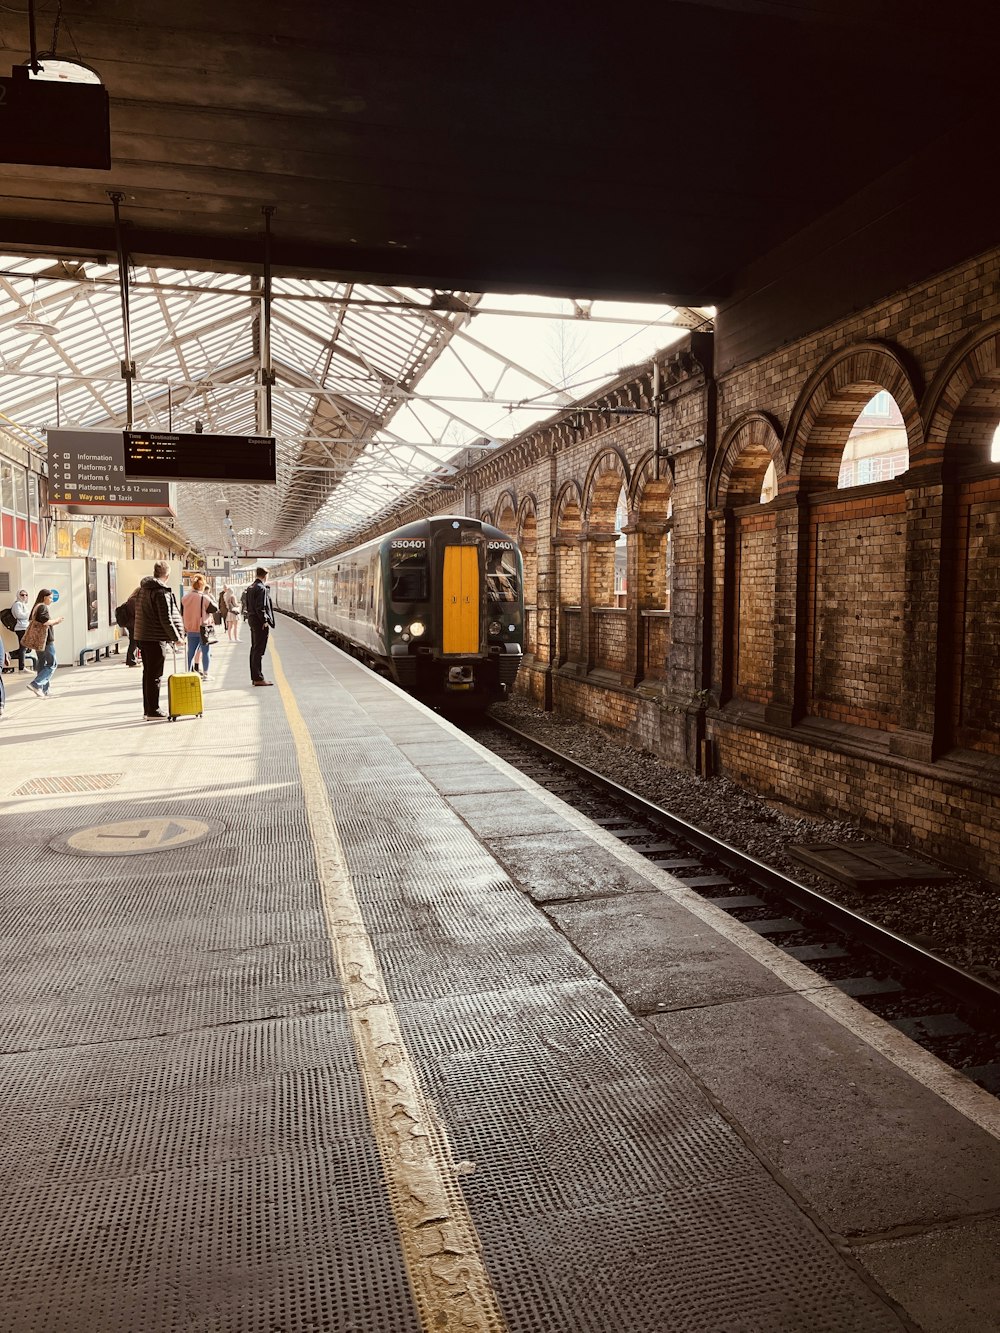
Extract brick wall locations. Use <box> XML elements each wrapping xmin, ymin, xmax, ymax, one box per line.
<box><xmin>356</xmin><ymin>259</ymin><xmax>1000</xmax><ymax>879</ymax></box>
<box><xmin>735</xmin><ymin>512</ymin><xmax>775</xmax><ymax>704</ymax></box>
<box><xmin>808</xmin><ymin>492</ymin><xmax>905</xmax><ymax>729</ymax></box>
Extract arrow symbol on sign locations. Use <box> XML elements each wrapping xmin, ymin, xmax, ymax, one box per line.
<box><xmin>98</xmin><ymin>828</ymin><xmax>152</xmax><ymax>840</ymax></box>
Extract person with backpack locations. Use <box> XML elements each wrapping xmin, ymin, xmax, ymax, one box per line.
<box><xmin>116</xmin><ymin>591</ymin><xmax>140</xmax><ymax>667</ymax></box>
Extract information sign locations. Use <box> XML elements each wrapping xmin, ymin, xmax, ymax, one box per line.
<box><xmin>47</xmin><ymin>430</ymin><xmax>175</xmax><ymax>516</ymax></box>
<box><xmin>123</xmin><ymin>431</ymin><xmax>277</xmax><ymax>484</ymax></box>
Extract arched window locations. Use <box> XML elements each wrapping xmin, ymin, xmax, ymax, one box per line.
<box><xmin>991</xmin><ymin>423</ymin><xmax>1000</xmax><ymax>463</ymax></box>
<box><xmin>838</xmin><ymin>392</ymin><xmax>908</xmax><ymax>488</ymax></box>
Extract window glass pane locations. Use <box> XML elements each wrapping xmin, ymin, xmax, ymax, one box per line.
<box><xmin>28</xmin><ymin>474</ymin><xmax>39</xmax><ymax>520</ymax></box>
<box><xmin>14</xmin><ymin>466</ymin><xmax>28</xmax><ymax>515</ymax></box>
<box><xmin>390</xmin><ymin>550</ymin><xmax>429</xmax><ymax>601</ymax></box>
<box><xmin>0</xmin><ymin>461</ymin><xmax>13</xmax><ymax>510</ymax></box>
<box><xmin>486</xmin><ymin>547</ymin><xmax>519</xmax><ymax>603</ymax></box>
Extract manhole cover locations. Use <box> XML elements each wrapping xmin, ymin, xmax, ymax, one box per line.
<box><xmin>15</xmin><ymin>773</ymin><xmax>123</xmax><ymax>796</ymax></box>
<box><xmin>52</xmin><ymin>816</ymin><xmax>226</xmax><ymax>857</ymax></box>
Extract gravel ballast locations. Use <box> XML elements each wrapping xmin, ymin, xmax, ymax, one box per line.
<box><xmin>485</xmin><ymin>696</ymin><xmax>1000</xmax><ymax>982</ymax></box>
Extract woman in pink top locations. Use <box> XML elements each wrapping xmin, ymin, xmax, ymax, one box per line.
<box><xmin>180</xmin><ymin>576</ymin><xmax>218</xmax><ymax>679</ymax></box>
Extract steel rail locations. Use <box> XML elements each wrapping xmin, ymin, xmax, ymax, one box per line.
<box><xmin>488</xmin><ymin>718</ymin><xmax>1000</xmax><ymax>1027</ymax></box>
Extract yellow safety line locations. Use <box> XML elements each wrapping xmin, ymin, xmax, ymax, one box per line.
<box><xmin>270</xmin><ymin>642</ymin><xmax>510</xmax><ymax>1332</ymax></box>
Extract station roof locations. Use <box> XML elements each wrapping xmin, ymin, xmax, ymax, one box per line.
<box><xmin>0</xmin><ymin>2</ymin><xmax>994</xmax><ymax>302</ymax></box>
<box><xmin>0</xmin><ymin>2</ymin><xmax>995</xmax><ymax>557</ymax></box>
<box><xmin>0</xmin><ymin>256</ymin><xmax>708</xmax><ymax>555</ymax></box>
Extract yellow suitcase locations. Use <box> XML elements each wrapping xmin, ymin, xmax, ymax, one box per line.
<box><xmin>167</xmin><ymin>667</ymin><xmax>203</xmax><ymax>720</ymax></box>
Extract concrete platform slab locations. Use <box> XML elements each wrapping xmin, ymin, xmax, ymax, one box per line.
<box><xmin>447</xmin><ymin>789</ymin><xmax>574</xmax><ymax>836</ymax></box>
<box><xmin>488</xmin><ymin>828</ymin><xmax>665</xmax><ymax>902</ymax></box>
<box><xmin>419</xmin><ymin>761</ymin><xmax>522</xmax><ymax>795</ymax></box>
<box><xmin>857</xmin><ymin>1216</ymin><xmax>1000</xmax><ymax>1333</ymax></box>
<box><xmin>649</xmin><ymin>990</ymin><xmax>1000</xmax><ymax>1235</ymax></box>
<box><xmin>545</xmin><ymin>890</ymin><xmax>793</xmax><ymax>1013</ymax></box>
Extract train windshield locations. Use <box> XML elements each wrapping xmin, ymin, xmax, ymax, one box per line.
<box><xmin>390</xmin><ymin>549</ymin><xmax>429</xmax><ymax>602</ymax></box>
<box><xmin>486</xmin><ymin>546</ymin><xmax>519</xmax><ymax>603</ymax></box>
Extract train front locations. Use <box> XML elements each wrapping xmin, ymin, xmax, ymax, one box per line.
<box><xmin>384</xmin><ymin>516</ymin><xmax>523</xmax><ymax>707</ymax></box>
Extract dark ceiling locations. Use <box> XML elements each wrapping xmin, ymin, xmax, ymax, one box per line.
<box><xmin>0</xmin><ymin>0</ymin><xmax>997</xmax><ymax>303</ymax></box>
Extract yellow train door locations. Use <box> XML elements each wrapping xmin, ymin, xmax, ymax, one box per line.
<box><xmin>442</xmin><ymin>545</ymin><xmax>480</xmax><ymax>653</ymax></box>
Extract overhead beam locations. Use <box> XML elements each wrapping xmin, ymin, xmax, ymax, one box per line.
<box><xmin>0</xmin><ymin>220</ymin><xmax>713</xmax><ymax>305</ymax></box>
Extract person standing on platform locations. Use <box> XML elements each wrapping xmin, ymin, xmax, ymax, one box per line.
<box><xmin>220</xmin><ymin>584</ymin><xmax>241</xmax><ymax>641</ymax></box>
<box><xmin>132</xmin><ymin>561</ymin><xmax>184</xmax><ymax>721</ymax></box>
<box><xmin>181</xmin><ymin>576</ymin><xmax>218</xmax><ymax>681</ymax></box>
<box><xmin>246</xmin><ymin>567</ymin><xmax>275</xmax><ymax>687</ymax></box>
<box><xmin>118</xmin><ymin>588</ymin><xmax>140</xmax><ymax>667</ymax></box>
<box><xmin>11</xmin><ymin>589</ymin><xmax>31</xmax><ymax>670</ymax></box>
<box><xmin>25</xmin><ymin>590</ymin><xmax>63</xmax><ymax>698</ymax></box>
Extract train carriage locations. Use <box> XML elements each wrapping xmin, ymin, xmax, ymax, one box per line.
<box><xmin>273</xmin><ymin>515</ymin><xmax>523</xmax><ymax>708</ymax></box>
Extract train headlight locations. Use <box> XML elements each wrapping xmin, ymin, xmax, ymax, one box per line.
<box><xmin>401</xmin><ymin>631</ymin><xmax>411</xmax><ymax>642</ymax></box>
<box><xmin>488</xmin><ymin>620</ymin><xmax>502</xmax><ymax>637</ymax></box>
<box><xmin>393</xmin><ymin>623</ymin><xmax>403</xmax><ymax>634</ymax></box>
<box><xmin>508</xmin><ymin>624</ymin><xmax>516</xmax><ymax>632</ymax></box>
<box><xmin>409</xmin><ymin>620</ymin><xmax>425</xmax><ymax>637</ymax></box>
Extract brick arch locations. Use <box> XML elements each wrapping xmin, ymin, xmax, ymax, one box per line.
<box><xmin>583</xmin><ymin>447</ymin><xmax>630</xmax><ymax>530</ymax></box>
<box><xmin>923</xmin><ymin>319</ymin><xmax>1000</xmax><ymax>467</ymax></box>
<box><xmin>516</xmin><ymin>493</ymin><xmax>538</xmax><ymax>548</ymax></box>
<box><xmin>784</xmin><ymin>341</ymin><xmax>922</xmax><ymax>489</ymax></box>
<box><xmin>710</xmin><ymin>412</ymin><xmax>785</xmax><ymax>508</ymax></box>
<box><xmin>554</xmin><ymin>481</ymin><xmax>584</xmax><ymax>536</ymax></box>
<box><xmin>629</xmin><ymin>452</ymin><xmax>673</xmax><ymax>522</ymax></box>
<box><xmin>479</xmin><ymin>509</ymin><xmax>493</xmax><ymax>525</ymax></box>
<box><xmin>494</xmin><ymin>489</ymin><xmax>518</xmax><ymax>534</ymax></box>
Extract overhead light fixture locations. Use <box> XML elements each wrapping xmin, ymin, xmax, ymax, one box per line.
<box><xmin>16</xmin><ymin>278</ymin><xmax>56</xmax><ymax>334</ymax></box>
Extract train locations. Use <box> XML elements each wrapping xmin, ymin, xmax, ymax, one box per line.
<box><xmin>273</xmin><ymin>515</ymin><xmax>524</xmax><ymax>709</ymax></box>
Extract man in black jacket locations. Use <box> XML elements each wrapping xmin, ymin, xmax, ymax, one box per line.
<box><xmin>130</xmin><ymin>561</ymin><xmax>184</xmax><ymax>719</ymax></box>
<box><xmin>245</xmin><ymin>567</ymin><xmax>275</xmax><ymax>686</ymax></box>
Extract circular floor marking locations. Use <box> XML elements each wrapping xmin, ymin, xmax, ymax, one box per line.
<box><xmin>52</xmin><ymin>816</ymin><xmax>226</xmax><ymax>857</ymax></box>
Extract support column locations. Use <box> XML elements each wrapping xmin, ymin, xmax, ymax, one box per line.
<box><xmin>621</xmin><ymin>522</ymin><xmax>640</xmax><ymax>685</ymax></box>
<box><xmin>709</xmin><ymin>507</ymin><xmax>737</xmax><ymax>705</ymax></box>
<box><xmin>890</xmin><ymin>468</ymin><xmax>949</xmax><ymax>761</ymax></box>
<box><xmin>764</xmin><ymin>493</ymin><xmax>810</xmax><ymax>728</ymax></box>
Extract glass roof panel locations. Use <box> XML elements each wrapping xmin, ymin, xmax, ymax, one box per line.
<box><xmin>0</xmin><ymin>253</ymin><xmax>712</xmax><ymax>556</ymax></box>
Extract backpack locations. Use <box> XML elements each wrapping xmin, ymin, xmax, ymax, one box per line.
<box><xmin>114</xmin><ymin>602</ymin><xmax>130</xmax><ymax>628</ymax></box>
<box><xmin>0</xmin><ymin>607</ymin><xmax>16</xmax><ymax>632</ymax></box>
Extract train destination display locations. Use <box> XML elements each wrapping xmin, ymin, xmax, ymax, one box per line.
<box><xmin>47</xmin><ymin>429</ymin><xmax>175</xmax><ymax>516</ymax></box>
<box><xmin>123</xmin><ymin>431</ymin><xmax>277</xmax><ymax>484</ymax></box>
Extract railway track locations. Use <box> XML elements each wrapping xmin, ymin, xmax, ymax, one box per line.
<box><xmin>469</xmin><ymin>716</ymin><xmax>1000</xmax><ymax>1100</ymax></box>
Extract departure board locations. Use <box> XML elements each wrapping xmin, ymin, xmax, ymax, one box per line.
<box><xmin>123</xmin><ymin>431</ymin><xmax>277</xmax><ymax>484</ymax></box>
<box><xmin>47</xmin><ymin>429</ymin><xmax>175</xmax><ymax>515</ymax></box>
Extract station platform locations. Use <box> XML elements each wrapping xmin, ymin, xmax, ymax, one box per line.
<box><xmin>2</xmin><ymin>617</ymin><xmax>1000</xmax><ymax>1333</ymax></box>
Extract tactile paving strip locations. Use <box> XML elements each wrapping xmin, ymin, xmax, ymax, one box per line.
<box><xmin>475</xmin><ymin>1181</ymin><xmax>904</xmax><ymax>1333</ymax></box>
